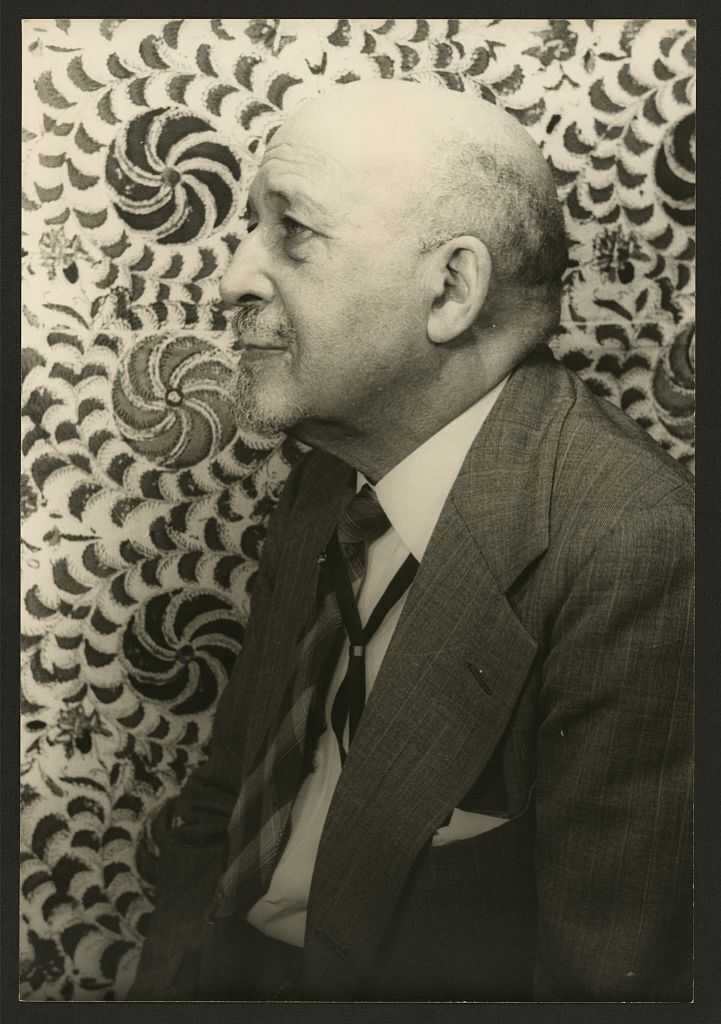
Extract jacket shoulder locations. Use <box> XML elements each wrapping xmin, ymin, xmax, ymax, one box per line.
<box><xmin>549</xmin><ymin>356</ymin><xmax>693</xmax><ymax>522</ymax></box>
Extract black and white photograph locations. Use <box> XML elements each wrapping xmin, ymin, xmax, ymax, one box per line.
<box><xmin>17</xmin><ymin>17</ymin><xmax>695</xmax><ymax>1004</ymax></box>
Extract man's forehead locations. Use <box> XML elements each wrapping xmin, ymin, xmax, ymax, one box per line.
<box><xmin>245</xmin><ymin>108</ymin><xmax>433</xmax><ymax>227</ymax></box>
<box><xmin>248</xmin><ymin>136</ymin><xmax>348</xmax><ymax>210</ymax></box>
<box><xmin>260</xmin><ymin>133</ymin><xmax>334</xmax><ymax>171</ymax></box>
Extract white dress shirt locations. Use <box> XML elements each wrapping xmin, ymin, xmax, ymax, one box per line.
<box><xmin>247</xmin><ymin>377</ymin><xmax>509</xmax><ymax>947</ymax></box>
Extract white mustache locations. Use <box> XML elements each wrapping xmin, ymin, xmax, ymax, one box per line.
<box><xmin>230</xmin><ymin>309</ymin><xmax>294</xmax><ymax>352</ymax></box>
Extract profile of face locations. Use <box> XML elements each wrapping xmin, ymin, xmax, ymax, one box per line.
<box><xmin>219</xmin><ymin>91</ymin><xmax>431</xmax><ymax>439</ymax></box>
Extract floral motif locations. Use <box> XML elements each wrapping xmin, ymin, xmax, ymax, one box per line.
<box><xmin>46</xmin><ymin>706</ymin><xmax>113</xmax><ymax>758</ymax></box>
<box><xmin>21</xmin><ymin>473</ymin><xmax>40</xmax><ymax>520</ymax></box>
<box><xmin>591</xmin><ymin>226</ymin><xmax>648</xmax><ymax>284</ymax></box>
<box><xmin>37</xmin><ymin>228</ymin><xmax>96</xmax><ymax>282</ymax></box>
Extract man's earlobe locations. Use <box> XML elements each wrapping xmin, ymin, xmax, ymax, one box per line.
<box><xmin>427</xmin><ymin>237</ymin><xmax>492</xmax><ymax>345</ymax></box>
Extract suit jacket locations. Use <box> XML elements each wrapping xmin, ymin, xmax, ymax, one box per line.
<box><xmin>129</xmin><ymin>347</ymin><xmax>693</xmax><ymax>1001</ymax></box>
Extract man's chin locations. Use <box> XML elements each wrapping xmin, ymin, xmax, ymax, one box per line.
<box><xmin>232</xmin><ymin>376</ymin><xmax>304</xmax><ymax>441</ymax></box>
<box><xmin>233</xmin><ymin>399</ymin><xmax>303</xmax><ymax>441</ymax></box>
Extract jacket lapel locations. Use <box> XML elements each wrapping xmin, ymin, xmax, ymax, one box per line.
<box><xmin>304</xmin><ymin>348</ymin><xmax>575</xmax><ymax>991</ymax></box>
<box><xmin>240</xmin><ymin>455</ymin><xmax>353</xmax><ymax>775</ymax></box>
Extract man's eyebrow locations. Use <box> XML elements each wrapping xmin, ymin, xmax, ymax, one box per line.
<box><xmin>271</xmin><ymin>187</ymin><xmax>332</xmax><ymax>220</ymax></box>
<box><xmin>247</xmin><ymin>184</ymin><xmax>330</xmax><ymax>221</ymax></box>
<box><xmin>266</xmin><ymin>188</ymin><xmax>293</xmax><ymax>207</ymax></box>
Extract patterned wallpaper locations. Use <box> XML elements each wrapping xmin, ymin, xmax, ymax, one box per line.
<box><xmin>20</xmin><ymin>18</ymin><xmax>695</xmax><ymax>1000</ymax></box>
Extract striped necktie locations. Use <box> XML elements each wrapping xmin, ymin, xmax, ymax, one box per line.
<box><xmin>336</xmin><ymin>482</ymin><xmax>391</xmax><ymax>575</ymax></box>
<box><xmin>212</xmin><ymin>484</ymin><xmax>391</xmax><ymax>919</ymax></box>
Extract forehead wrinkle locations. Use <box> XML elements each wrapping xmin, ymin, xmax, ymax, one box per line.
<box><xmin>251</xmin><ymin>141</ymin><xmax>355</xmax><ymax>228</ymax></box>
<box><xmin>259</xmin><ymin>138</ymin><xmax>345</xmax><ymax>190</ymax></box>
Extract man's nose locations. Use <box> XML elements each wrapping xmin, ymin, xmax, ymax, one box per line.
<box><xmin>219</xmin><ymin>230</ymin><xmax>274</xmax><ymax>306</ymax></box>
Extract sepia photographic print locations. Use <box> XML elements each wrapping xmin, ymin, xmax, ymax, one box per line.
<box><xmin>18</xmin><ymin>17</ymin><xmax>695</xmax><ymax>1004</ymax></box>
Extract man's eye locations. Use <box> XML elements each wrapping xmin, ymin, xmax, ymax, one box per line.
<box><xmin>281</xmin><ymin>215</ymin><xmax>312</xmax><ymax>241</ymax></box>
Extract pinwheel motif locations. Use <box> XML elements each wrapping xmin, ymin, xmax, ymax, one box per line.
<box><xmin>111</xmin><ymin>333</ymin><xmax>237</xmax><ymax>469</ymax></box>
<box><xmin>119</xmin><ymin>588</ymin><xmax>242</xmax><ymax>715</ymax></box>
<box><xmin>652</xmin><ymin>324</ymin><xmax>695</xmax><ymax>444</ymax></box>
<box><xmin>655</xmin><ymin>112</ymin><xmax>695</xmax><ymax>228</ymax></box>
<box><xmin>105</xmin><ymin>108</ymin><xmax>241</xmax><ymax>244</ymax></box>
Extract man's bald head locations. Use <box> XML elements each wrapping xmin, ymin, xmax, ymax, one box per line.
<box><xmin>279</xmin><ymin>79</ymin><xmax>567</xmax><ymax>330</ymax></box>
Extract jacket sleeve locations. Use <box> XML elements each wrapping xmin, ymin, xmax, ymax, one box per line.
<box><xmin>533</xmin><ymin>493</ymin><xmax>693</xmax><ymax>1000</ymax></box>
<box><xmin>127</xmin><ymin>455</ymin><xmax>305</xmax><ymax>1000</ymax></box>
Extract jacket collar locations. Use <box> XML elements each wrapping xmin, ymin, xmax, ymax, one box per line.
<box><xmin>449</xmin><ymin>345</ymin><xmax>573</xmax><ymax>592</ymax></box>
<box><xmin>300</xmin><ymin>345</ymin><xmax>574</xmax><ymax>593</ymax></box>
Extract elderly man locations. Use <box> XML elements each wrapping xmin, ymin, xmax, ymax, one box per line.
<box><xmin>130</xmin><ymin>80</ymin><xmax>693</xmax><ymax>1002</ymax></box>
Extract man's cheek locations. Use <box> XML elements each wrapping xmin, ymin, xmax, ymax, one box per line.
<box><xmin>336</xmin><ymin>290</ymin><xmax>392</xmax><ymax>342</ymax></box>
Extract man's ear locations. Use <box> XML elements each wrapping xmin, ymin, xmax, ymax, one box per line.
<box><xmin>426</xmin><ymin>236</ymin><xmax>492</xmax><ymax>345</ymax></box>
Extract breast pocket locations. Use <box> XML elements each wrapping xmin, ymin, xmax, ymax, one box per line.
<box><xmin>431</xmin><ymin>807</ymin><xmax>510</xmax><ymax>847</ymax></box>
<box><xmin>415</xmin><ymin>803</ymin><xmax>535</xmax><ymax>890</ymax></box>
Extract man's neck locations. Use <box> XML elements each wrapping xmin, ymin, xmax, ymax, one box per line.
<box><xmin>294</xmin><ymin>417</ymin><xmax>451</xmax><ymax>483</ymax></box>
<box><xmin>292</xmin><ymin>362</ymin><xmax>513</xmax><ymax>482</ymax></box>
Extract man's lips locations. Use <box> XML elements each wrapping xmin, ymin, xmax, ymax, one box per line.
<box><xmin>236</xmin><ymin>344</ymin><xmax>290</xmax><ymax>362</ymax></box>
<box><xmin>232</xmin><ymin>339</ymin><xmax>288</xmax><ymax>354</ymax></box>
<box><xmin>241</xmin><ymin>345</ymin><xmax>287</xmax><ymax>352</ymax></box>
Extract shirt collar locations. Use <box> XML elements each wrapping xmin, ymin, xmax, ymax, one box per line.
<box><xmin>359</xmin><ymin>376</ymin><xmax>508</xmax><ymax>561</ymax></box>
